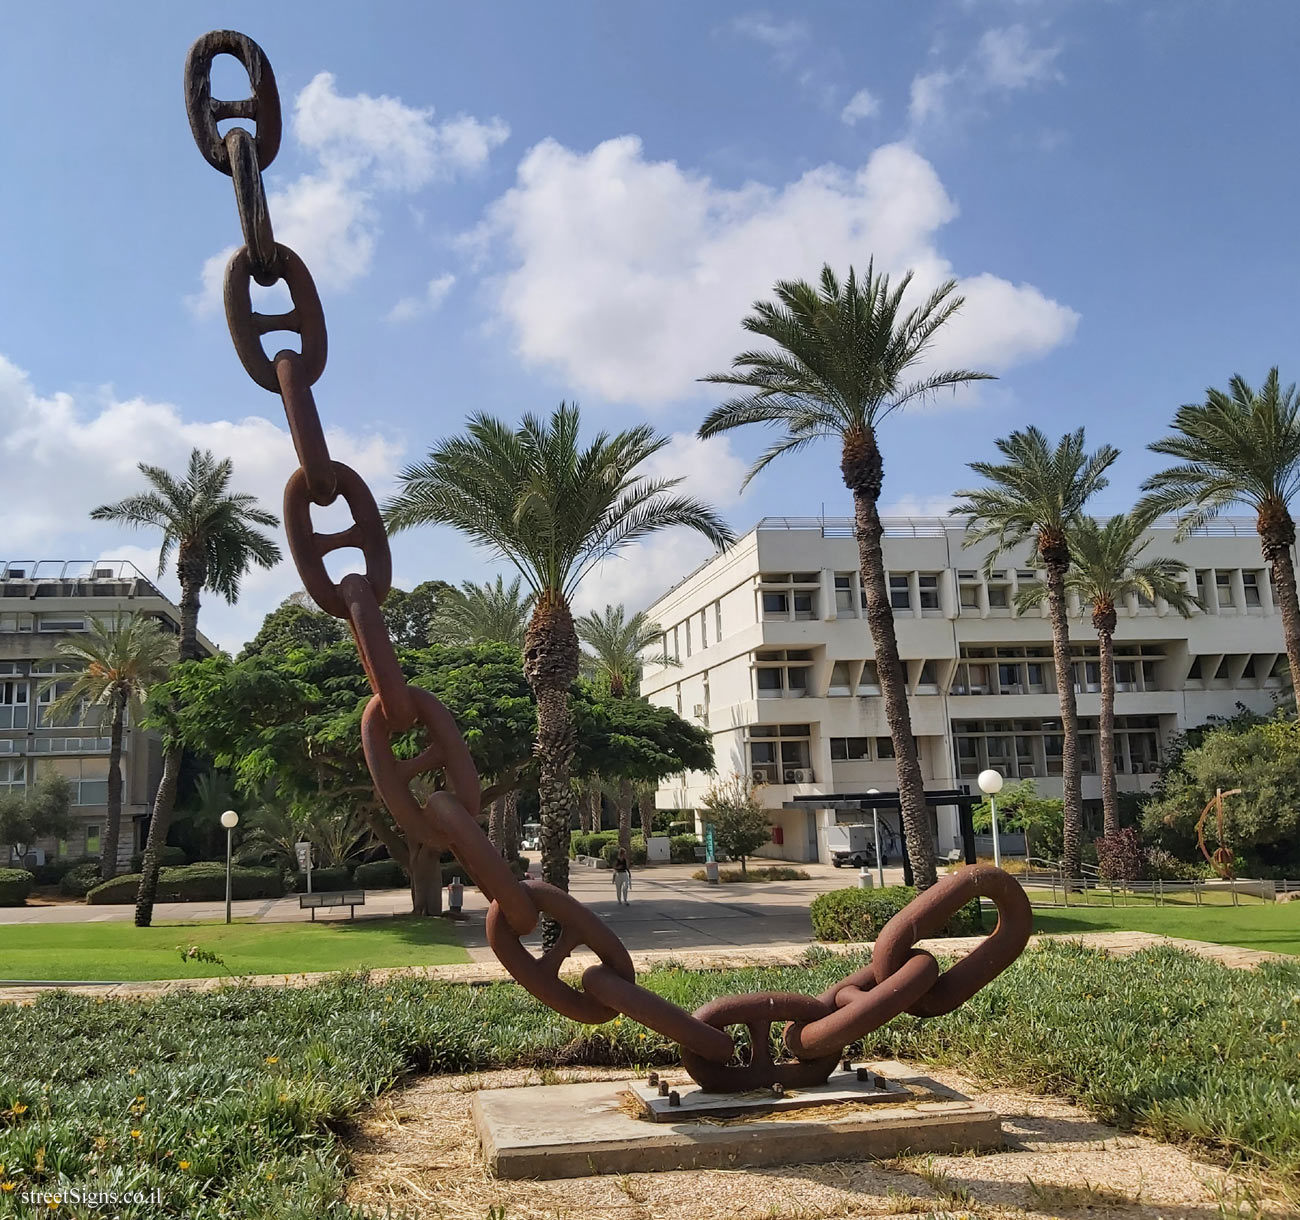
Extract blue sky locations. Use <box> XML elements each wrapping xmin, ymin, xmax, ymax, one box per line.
<box><xmin>2</xmin><ymin>1</ymin><xmax>1296</xmax><ymax>649</ymax></box>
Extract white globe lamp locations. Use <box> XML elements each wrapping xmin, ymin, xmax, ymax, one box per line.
<box><xmin>976</xmin><ymin>770</ymin><xmax>1004</xmax><ymax>867</ymax></box>
<box><xmin>220</xmin><ymin>810</ymin><xmax>239</xmax><ymax>923</ymax></box>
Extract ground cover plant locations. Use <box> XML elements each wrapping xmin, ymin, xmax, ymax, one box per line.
<box><xmin>810</xmin><ymin>885</ymin><xmax>983</xmax><ymax>941</ymax></box>
<box><xmin>0</xmin><ymin>942</ymin><xmax>1296</xmax><ymax>1218</ymax></box>
<box><xmin>689</xmin><ymin>866</ymin><xmax>810</xmax><ymax>882</ymax></box>
<box><xmin>1030</xmin><ymin>902</ymin><xmax>1300</xmax><ymax>955</ymax></box>
<box><xmin>0</xmin><ymin>917</ymin><xmax>468</xmax><ymax>982</ymax></box>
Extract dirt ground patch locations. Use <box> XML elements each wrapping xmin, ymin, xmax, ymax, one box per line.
<box><xmin>343</xmin><ymin>1063</ymin><xmax>1293</xmax><ymax>1219</ymax></box>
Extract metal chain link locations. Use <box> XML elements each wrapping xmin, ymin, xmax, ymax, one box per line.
<box><xmin>183</xmin><ymin>29</ymin><xmax>1034</xmax><ymax>1092</ymax></box>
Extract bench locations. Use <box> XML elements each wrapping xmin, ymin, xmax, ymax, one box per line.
<box><xmin>299</xmin><ymin>890</ymin><xmax>366</xmax><ymax>920</ymax></box>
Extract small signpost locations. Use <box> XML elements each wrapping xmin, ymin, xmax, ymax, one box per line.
<box><xmin>295</xmin><ymin>840</ymin><xmax>314</xmax><ymax>894</ymax></box>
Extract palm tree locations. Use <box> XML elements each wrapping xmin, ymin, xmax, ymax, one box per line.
<box><xmin>39</xmin><ymin>614</ymin><xmax>177</xmax><ymax>880</ymax></box>
<box><xmin>91</xmin><ymin>448</ymin><xmax>281</xmax><ymax>925</ymax></box>
<box><xmin>384</xmin><ymin>404</ymin><xmax>733</xmax><ymax>935</ymax></box>
<box><xmin>952</xmin><ymin>427</ymin><xmax>1118</xmax><ymax>880</ymax></box>
<box><xmin>577</xmin><ymin>604</ymin><xmax>667</xmax><ymax>851</ymax></box>
<box><xmin>1017</xmin><ymin>511</ymin><xmax>1197</xmax><ymax>837</ymax></box>
<box><xmin>430</xmin><ymin>575</ymin><xmax>533</xmax><ymax>649</ymax></box>
<box><xmin>1141</xmin><ymin>369</ymin><xmax>1300</xmax><ymax>702</ymax></box>
<box><xmin>699</xmin><ymin>263</ymin><xmax>993</xmax><ymax>888</ymax></box>
<box><xmin>576</xmin><ymin>604</ymin><xmax>664</xmax><ymax>697</ymax></box>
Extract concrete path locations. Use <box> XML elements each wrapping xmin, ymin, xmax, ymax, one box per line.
<box><xmin>0</xmin><ymin>930</ymin><xmax>1287</xmax><ymax>1005</ymax></box>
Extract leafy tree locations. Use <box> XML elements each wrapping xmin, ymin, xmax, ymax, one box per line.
<box><xmin>1142</xmin><ymin>368</ymin><xmax>1300</xmax><ymax>702</ymax></box>
<box><xmin>91</xmin><ymin>447</ymin><xmax>280</xmax><ymax>925</ymax></box>
<box><xmin>971</xmin><ymin>779</ymin><xmax>1064</xmax><ymax>861</ymax></box>
<box><xmin>952</xmin><ymin>427</ymin><xmax>1118</xmax><ymax>881</ymax></box>
<box><xmin>1142</xmin><ymin>713</ymin><xmax>1300</xmax><ymax>874</ymax></box>
<box><xmin>576</xmin><ymin>604</ymin><xmax>664</xmax><ymax>698</ymax></box>
<box><xmin>699</xmin><ymin>772</ymin><xmax>769</xmax><ymax>874</ymax></box>
<box><xmin>384</xmin><ymin>404</ymin><xmax>733</xmax><ymax>939</ymax></box>
<box><xmin>699</xmin><ymin>264</ymin><xmax>992</xmax><ymax>887</ymax></box>
<box><xmin>38</xmin><ymin>614</ymin><xmax>176</xmax><ymax>878</ymax></box>
<box><xmin>238</xmin><ymin>598</ymin><xmax>346</xmax><ymax>660</ymax></box>
<box><xmin>1017</xmin><ymin>511</ymin><xmax>1197</xmax><ymax>836</ymax></box>
<box><xmin>430</xmin><ymin>576</ymin><xmax>533</xmax><ymax>650</ymax></box>
<box><xmin>382</xmin><ymin>581</ymin><xmax>452</xmax><ymax>650</ymax></box>
<box><xmin>0</xmin><ymin>774</ymin><xmax>74</xmax><ymax>865</ymax></box>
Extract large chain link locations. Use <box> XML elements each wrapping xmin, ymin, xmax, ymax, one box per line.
<box><xmin>183</xmin><ymin>30</ymin><xmax>1034</xmax><ymax>1092</ymax></box>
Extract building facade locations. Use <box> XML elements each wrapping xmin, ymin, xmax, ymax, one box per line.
<box><xmin>642</xmin><ymin>517</ymin><xmax>1289</xmax><ymax>865</ymax></box>
<box><xmin>0</xmin><ymin>560</ymin><xmax>216</xmax><ymax>869</ymax></box>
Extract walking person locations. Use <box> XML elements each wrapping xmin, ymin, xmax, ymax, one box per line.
<box><xmin>612</xmin><ymin>847</ymin><xmax>632</xmax><ymax>905</ymax></box>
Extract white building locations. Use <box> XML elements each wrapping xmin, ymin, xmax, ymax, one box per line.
<box><xmin>0</xmin><ymin>560</ymin><xmax>217</xmax><ymax>869</ymax></box>
<box><xmin>641</xmin><ymin>517</ymin><xmax>1289</xmax><ymax>865</ymax></box>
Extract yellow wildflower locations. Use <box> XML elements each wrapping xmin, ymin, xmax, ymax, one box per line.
<box><xmin>179</xmin><ymin>1161</ymin><xmax>191</xmax><ymax>1170</ymax></box>
<box><xmin>10</xmin><ymin>1104</ymin><xmax>26</xmax><ymax>1116</ymax></box>
<box><xmin>130</xmin><ymin>1130</ymin><xmax>141</xmax><ymax>1140</ymax></box>
<box><xmin>0</xmin><ymin>1183</ymin><xmax>14</xmax><ymax>1193</ymax></box>
<box><xmin>265</xmin><ymin>1056</ymin><xmax>279</xmax><ymax>1065</ymax></box>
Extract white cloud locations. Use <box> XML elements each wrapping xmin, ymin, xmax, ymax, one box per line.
<box><xmin>909</xmin><ymin>23</ymin><xmax>1063</xmax><ymax>131</ymax></box>
<box><xmin>190</xmin><ymin>72</ymin><xmax>508</xmax><ymax>311</ymax></box>
<box><xmin>840</xmin><ymin>88</ymin><xmax>881</xmax><ymax>126</ymax></box>
<box><xmin>473</xmin><ymin>137</ymin><xmax>1077</xmax><ymax>404</ymax></box>
<box><xmin>573</xmin><ymin>534</ymin><xmax>721</xmax><ymax>619</ymax></box>
<box><xmin>642</xmin><ymin>432</ymin><xmax>747</xmax><ymax>507</ymax></box>
<box><xmin>387</xmin><ymin>272</ymin><xmax>456</xmax><ymax>322</ymax></box>
<box><xmin>0</xmin><ymin>353</ymin><xmax>403</xmax><ymax>652</ymax></box>
<box><xmin>730</xmin><ymin>14</ymin><xmax>809</xmax><ymax>52</ymax></box>
<box><xmin>879</xmin><ymin>493</ymin><xmax>958</xmax><ymax>518</ymax></box>
<box><xmin>976</xmin><ymin>25</ymin><xmax>1063</xmax><ymax>89</ymax></box>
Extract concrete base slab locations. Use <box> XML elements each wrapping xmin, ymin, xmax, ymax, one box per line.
<box><xmin>473</xmin><ymin>1060</ymin><xmax>1002</xmax><ymax>1180</ymax></box>
<box><xmin>628</xmin><ymin>1067</ymin><xmax>907</xmax><ymax>1122</ymax></box>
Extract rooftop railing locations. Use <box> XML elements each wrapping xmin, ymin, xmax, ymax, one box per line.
<box><xmin>0</xmin><ymin>560</ymin><xmax>163</xmax><ymax>598</ymax></box>
<box><xmin>754</xmin><ymin>515</ymin><xmax>1261</xmax><ymax>539</ymax></box>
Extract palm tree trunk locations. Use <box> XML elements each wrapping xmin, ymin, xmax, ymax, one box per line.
<box><xmin>503</xmin><ymin>789</ymin><xmax>520</xmax><ymax>861</ymax></box>
<box><xmin>1097</xmin><ymin>625</ymin><xmax>1120</xmax><ymax>838</ymax></box>
<box><xmin>489</xmin><ymin>795</ymin><xmax>506</xmax><ymax>854</ymax></box>
<box><xmin>1046</xmin><ymin>558</ymin><xmax>1083</xmax><ymax>880</ymax></box>
<box><xmin>408</xmin><ymin>837</ymin><xmax>444</xmax><ymax>916</ymax></box>
<box><xmin>1261</xmin><ymin>520</ymin><xmax>1300</xmax><ymax>711</ymax></box>
<box><xmin>843</xmin><ymin>429</ymin><xmax>936</xmax><ymax>888</ymax></box>
<box><xmin>101</xmin><ymin>687</ymin><xmax>127</xmax><ymax>881</ymax></box>
<box><xmin>638</xmin><ymin>787</ymin><xmax>654</xmax><ymax>843</ymax></box>
<box><xmin>588</xmin><ymin>784</ymin><xmax>602</xmax><ymax>834</ymax></box>
<box><xmin>135</xmin><ymin>563</ymin><xmax>205</xmax><ymax>927</ymax></box>
<box><xmin>617</xmin><ymin>778</ymin><xmax>633</xmax><ymax>853</ymax></box>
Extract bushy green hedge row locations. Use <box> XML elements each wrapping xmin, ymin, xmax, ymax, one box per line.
<box><xmin>0</xmin><ymin>867</ymin><xmax>34</xmax><ymax>905</ymax></box>
<box><xmin>86</xmin><ymin>863</ymin><xmax>283</xmax><ymax>905</ymax></box>
<box><xmin>353</xmin><ymin>858</ymin><xmax>406</xmax><ymax>888</ymax></box>
<box><xmin>810</xmin><ymin>885</ymin><xmax>983</xmax><ymax>942</ymax></box>
<box><xmin>129</xmin><ymin>845</ymin><xmax>188</xmax><ymax>873</ymax></box>
<box><xmin>601</xmin><ymin>837</ymin><xmax>647</xmax><ymax>866</ymax></box>
<box><xmin>569</xmin><ymin>830</ymin><xmax>618</xmax><ymax>858</ymax></box>
<box><xmin>59</xmin><ymin>859</ymin><xmax>105</xmax><ymax>897</ymax></box>
<box><xmin>290</xmin><ymin>866</ymin><xmax>352</xmax><ymax>893</ymax></box>
<box><xmin>670</xmin><ymin>834</ymin><xmax>700</xmax><ymax>862</ymax></box>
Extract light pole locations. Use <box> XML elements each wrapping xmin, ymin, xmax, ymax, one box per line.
<box><xmin>977</xmin><ymin>770</ymin><xmax>1004</xmax><ymax>867</ymax></box>
<box><xmin>220</xmin><ymin>810</ymin><xmax>239</xmax><ymax>924</ymax></box>
<box><xmin>866</xmin><ymin>789</ymin><xmax>885</xmax><ymax>888</ymax></box>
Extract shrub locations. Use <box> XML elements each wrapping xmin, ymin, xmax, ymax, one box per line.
<box><xmin>1144</xmin><ymin>847</ymin><xmax>1210</xmax><ymax>881</ymax></box>
<box><xmin>810</xmin><ymin>885</ymin><xmax>983</xmax><ymax>942</ymax></box>
<box><xmin>570</xmin><ymin>830</ymin><xmax>618</xmax><ymax>859</ymax></box>
<box><xmin>292</xmin><ymin>866</ymin><xmax>352</xmax><ymax>894</ymax></box>
<box><xmin>691</xmin><ymin>866</ymin><xmax>808</xmax><ymax>883</ymax></box>
<box><xmin>509</xmin><ymin>856</ymin><xmax>530</xmax><ymax>879</ymax></box>
<box><xmin>1095</xmin><ymin>827</ymin><xmax>1145</xmax><ymax>882</ymax></box>
<box><xmin>668</xmin><ymin>820</ymin><xmax>693</xmax><ymax>837</ymax></box>
<box><xmin>86</xmin><ymin>864</ymin><xmax>283</xmax><ymax>905</ymax></box>
<box><xmin>700</xmin><ymin>773</ymin><xmax>769</xmax><ymax>871</ymax></box>
<box><xmin>600</xmin><ymin>836</ymin><xmax>647</xmax><ymax>866</ymax></box>
<box><xmin>0</xmin><ymin>867</ymin><xmax>34</xmax><ymax>905</ymax></box>
<box><xmin>59</xmin><ymin>858</ymin><xmax>104</xmax><ymax>897</ymax></box>
<box><xmin>353</xmin><ymin>859</ymin><xmax>407</xmax><ymax>889</ymax></box>
<box><xmin>129</xmin><ymin>845</ymin><xmax>188</xmax><ymax>873</ymax></box>
<box><xmin>669</xmin><ymin>834</ymin><xmax>700</xmax><ymax>863</ymax></box>
<box><xmin>29</xmin><ymin>859</ymin><xmax>73</xmax><ymax>886</ymax></box>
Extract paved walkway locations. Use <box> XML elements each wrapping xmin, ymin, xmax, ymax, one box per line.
<box><xmin>0</xmin><ymin>930</ymin><xmax>1285</xmax><ymax>1005</ymax></box>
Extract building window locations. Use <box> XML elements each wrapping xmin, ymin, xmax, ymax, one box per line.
<box><xmin>0</xmin><ymin>613</ymin><xmax>33</xmax><ymax>633</ymax></box>
<box><xmin>1196</xmin><ymin>570</ymin><xmax>1213</xmax><ymax>605</ymax></box>
<box><xmin>45</xmin><ymin>757</ymin><xmax>110</xmax><ymax>806</ymax></box>
<box><xmin>685</xmin><ymin>618</ymin><xmax>693</xmax><ymax>657</ymax></box>
<box><xmin>757</xmin><ymin>669</ymin><xmax>784</xmax><ymax>697</ymax></box>
<box><xmin>1243</xmin><ymin>572</ymin><xmax>1262</xmax><ymax>607</ymax></box>
<box><xmin>699</xmin><ymin>609</ymin><xmax>708</xmax><ymax>650</ymax></box>
<box><xmin>876</xmin><ymin>736</ymin><xmax>895</xmax><ymax>759</ymax></box>
<box><xmin>959</xmin><ymin>583</ymin><xmax>980</xmax><ymax>610</ymax></box>
<box><xmin>888</xmin><ymin>575</ymin><xmax>911</xmax><ymax>611</ymax></box>
<box><xmin>857</xmin><ymin>662</ymin><xmax>880</xmax><ymax>696</ymax></box>
<box><xmin>793</xmin><ymin>591</ymin><xmax>816</xmax><ymax>620</ymax></box>
<box><xmin>748</xmin><ymin>724</ymin><xmax>812</xmax><ymax>783</ymax></box>
<box><xmin>761</xmin><ymin>591</ymin><xmax>788</xmax><ymax>618</ymax></box>
<box><xmin>829</xmin><ymin>736</ymin><xmax>870</xmax><ymax>761</ymax></box>
<box><xmin>986</xmin><ymin>580</ymin><xmax>1010</xmax><ymax>609</ymax></box>
<box><xmin>755</xmin><ymin>650</ymin><xmax>813</xmax><ymax>698</ymax></box>
<box><xmin>85</xmin><ymin>825</ymin><xmax>101</xmax><ymax>856</ymax></box>
<box><xmin>675</xmin><ymin>684</ymin><xmax>682</xmax><ymax>714</ymax></box>
<box><xmin>828</xmin><ymin>661</ymin><xmax>852</xmax><ymax>695</ymax></box>
<box><xmin>834</xmin><ymin>573</ymin><xmax>856</xmax><ymax>613</ymax></box>
<box><xmin>917</xmin><ymin>574</ymin><xmax>940</xmax><ymax>612</ymax></box>
<box><xmin>1215</xmin><ymin>570</ymin><xmax>1233</xmax><ymax>608</ymax></box>
<box><xmin>1187</xmin><ymin>656</ymin><xmax>1202</xmax><ymax>681</ymax></box>
<box><xmin>0</xmin><ymin>759</ymin><xmax>25</xmax><ymax>795</ymax></box>
<box><xmin>714</xmin><ymin>600</ymin><xmax>723</xmax><ymax>641</ymax></box>
<box><xmin>916</xmin><ymin>661</ymin><xmax>938</xmax><ymax>691</ymax></box>
<box><xmin>37</xmin><ymin>615</ymin><xmax>86</xmax><ymax>633</ymax></box>
<box><xmin>0</xmin><ymin>680</ymin><xmax>29</xmax><ymax>730</ymax></box>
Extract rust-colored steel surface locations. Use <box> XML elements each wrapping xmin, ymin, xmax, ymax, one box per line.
<box><xmin>183</xmin><ymin>30</ymin><xmax>1034</xmax><ymax>1092</ymax></box>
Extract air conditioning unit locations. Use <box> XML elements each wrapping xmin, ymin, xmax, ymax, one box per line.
<box><xmin>692</xmin><ymin>703</ymin><xmax>707</xmax><ymax>718</ymax></box>
<box><xmin>1144</xmin><ymin>760</ymin><xmax>1161</xmax><ymax>774</ymax></box>
<box><xmin>784</xmin><ymin>768</ymin><xmax>813</xmax><ymax>784</ymax></box>
<box><xmin>751</xmin><ymin>769</ymin><xmax>769</xmax><ymax>784</ymax></box>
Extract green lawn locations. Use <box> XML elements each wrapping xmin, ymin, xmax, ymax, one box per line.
<box><xmin>1029</xmin><ymin>900</ymin><xmax>1300</xmax><ymax>954</ymax></box>
<box><xmin>0</xmin><ymin>916</ymin><xmax>469</xmax><ymax>981</ymax></box>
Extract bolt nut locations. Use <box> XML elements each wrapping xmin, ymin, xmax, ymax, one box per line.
<box><xmin>771</xmin><ymin>1083</ymin><xmax>785</xmax><ymax>1098</ymax></box>
<box><xmin>856</xmin><ymin>1067</ymin><xmax>870</xmax><ymax>1082</ymax></box>
<box><xmin>841</xmin><ymin>1058</ymin><xmax>853</xmax><ymax>1072</ymax></box>
<box><xmin>658</xmin><ymin>1080</ymin><xmax>670</xmax><ymax>1096</ymax></box>
<box><xmin>668</xmin><ymin>1090</ymin><xmax>681</xmax><ymax>1107</ymax></box>
<box><xmin>647</xmin><ymin>1071</ymin><xmax>659</xmax><ymax>1087</ymax></box>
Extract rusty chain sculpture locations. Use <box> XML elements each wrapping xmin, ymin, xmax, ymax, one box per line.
<box><xmin>182</xmin><ymin>30</ymin><xmax>1033</xmax><ymax>1094</ymax></box>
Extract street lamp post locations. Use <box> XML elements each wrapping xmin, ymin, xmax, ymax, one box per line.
<box><xmin>220</xmin><ymin>810</ymin><xmax>239</xmax><ymax>924</ymax></box>
<box><xmin>977</xmin><ymin>770</ymin><xmax>1004</xmax><ymax>867</ymax></box>
<box><xmin>866</xmin><ymin>789</ymin><xmax>885</xmax><ymax>888</ymax></box>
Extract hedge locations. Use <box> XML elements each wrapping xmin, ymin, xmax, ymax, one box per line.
<box><xmin>353</xmin><ymin>859</ymin><xmax>407</xmax><ymax>889</ymax></box>
<box><xmin>0</xmin><ymin>868</ymin><xmax>34</xmax><ymax>906</ymax></box>
<box><xmin>129</xmin><ymin>845</ymin><xmax>188</xmax><ymax>873</ymax></box>
<box><xmin>292</xmin><ymin>866</ymin><xmax>352</xmax><ymax>894</ymax></box>
<box><xmin>59</xmin><ymin>859</ymin><xmax>105</xmax><ymax>898</ymax></box>
<box><xmin>810</xmin><ymin>885</ymin><xmax>983</xmax><ymax>942</ymax></box>
<box><xmin>600</xmin><ymin>836</ymin><xmax>647</xmax><ymax>866</ymax></box>
<box><xmin>29</xmin><ymin>860</ymin><xmax>73</xmax><ymax>886</ymax></box>
<box><xmin>86</xmin><ymin>864</ymin><xmax>283</xmax><ymax>905</ymax></box>
<box><xmin>570</xmin><ymin>830</ymin><xmax>618</xmax><ymax>858</ymax></box>
<box><xmin>669</xmin><ymin>834</ymin><xmax>700</xmax><ymax>863</ymax></box>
